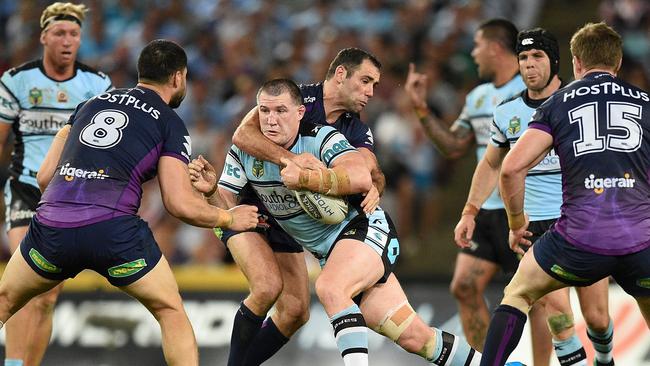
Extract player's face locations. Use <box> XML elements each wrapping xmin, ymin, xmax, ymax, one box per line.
<box><xmin>471</xmin><ymin>30</ymin><xmax>495</xmax><ymax>80</ymax></box>
<box><xmin>258</xmin><ymin>91</ymin><xmax>305</xmax><ymax>149</ymax></box>
<box><xmin>338</xmin><ymin>59</ymin><xmax>380</xmax><ymax>113</ymax></box>
<box><xmin>169</xmin><ymin>68</ymin><xmax>187</xmax><ymax>109</ymax></box>
<box><xmin>519</xmin><ymin>49</ymin><xmax>551</xmax><ymax>92</ymax></box>
<box><xmin>41</xmin><ymin>21</ymin><xmax>81</xmax><ymax>69</ymax></box>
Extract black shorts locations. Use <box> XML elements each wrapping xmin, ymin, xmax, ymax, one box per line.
<box><xmin>21</xmin><ymin>215</ymin><xmax>162</xmax><ymax>287</ymax></box>
<box><xmin>221</xmin><ymin>189</ymin><xmax>303</xmax><ymax>253</ymax></box>
<box><xmin>528</xmin><ymin>218</ymin><xmax>557</xmax><ymax>244</ymax></box>
<box><xmin>4</xmin><ymin>177</ymin><xmax>40</xmax><ymax>230</ymax></box>
<box><xmin>533</xmin><ymin>230</ymin><xmax>650</xmax><ymax>297</ymax></box>
<box><xmin>334</xmin><ymin>207</ymin><xmax>399</xmax><ymax>285</ymax></box>
<box><xmin>460</xmin><ymin>208</ymin><xmax>518</xmax><ymax>274</ymax></box>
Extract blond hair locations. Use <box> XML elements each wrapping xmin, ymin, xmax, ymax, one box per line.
<box><xmin>570</xmin><ymin>22</ymin><xmax>622</xmax><ymax>71</ymax></box>
<box><xmin>40</xmin><ymin>2</ymin><xmax>88</xmax><ymax>30</ymax></box>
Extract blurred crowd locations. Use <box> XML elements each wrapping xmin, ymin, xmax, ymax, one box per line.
<box><xmin>0</xmin><ymin>0</ymin><xmax>648</xmax><ymax>266</ymax></box>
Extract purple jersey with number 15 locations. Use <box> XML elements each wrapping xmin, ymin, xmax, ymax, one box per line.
<box><xmin>37</xmin><ymin>87</ymin><xmax>191</xmax><ymax>228</ymax></box>
<box><xmin>529</xmin><ymin>72</ymin><xmax>650</xmax><ymax>255</ymax></box>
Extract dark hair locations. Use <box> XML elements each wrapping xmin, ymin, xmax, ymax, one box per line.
<box><xmin>137</xmin><ymin>39</ymin><xmax>187</xmax><ymax>84</ymax></box>
<box><xmin>325</xmin><ymin>47</ymin><xmax>382</xmax><ymax>80</ymax></box>
<box><xmin>517</xmin><ymin>28</ymin><xmax>560</xmax><ymax>78</ymax></box>
<box><xmin>478</xmin><ymin>19</ymin><xmax>519</xmax><ymax>55</ymax></box>
<box><xmin>257</xmin><ymin>78</ymin><xmax>303</xmax><ymax>106</ymax></box>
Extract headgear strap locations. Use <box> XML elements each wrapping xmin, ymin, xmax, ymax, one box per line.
<box><xmin>41</xmin><ymin>14</ymin><xmax>81</xmax><ymax>30</ymax></box>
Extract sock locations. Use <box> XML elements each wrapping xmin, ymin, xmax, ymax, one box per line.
<box><xmin>5</xmin><ymin>361</ymin><xmax>23</xmax><ymax>366</ymax></box>
<box><xmin>330</xmin><ymin>304</ymin><xmax>368</xmax><ymax>366</ymax></box>
<box><xmin>587</xmin><ymin>319</ymin><xmax>614</xmax><ymax>366</ymax></box>
<box><xmin>243</xmin><ymin>317</ymin><xmax>289</xmax><ymax>366</ymax></box>
<box><xmin>479</xmin><ymin>305</ymin><xmax>527</xmax><ymax>366</ymax></box>
<box><xmin>228</xmin><ymin>302</ymin><xmax>265</xmax><ymax>366</ymax></box>
<box><xmin>553</xmin><ymin>334</ymin><xmax>587</xmax><ymax>365</ymax></box>
<box><xmin>430</xmin><ymin>328</ymin><xmax>481</xmax><ymax>365</ymax></box>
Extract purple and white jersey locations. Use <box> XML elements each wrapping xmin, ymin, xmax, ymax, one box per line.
<box><xmin>37</xmin><ymin>87</ymin><xmax>191</xmax><ymax>228</ymax></box>
<box><xmin>529</xmin><ymin>72</ymin><xmax>650</xmax><ymax>255</ymax></box>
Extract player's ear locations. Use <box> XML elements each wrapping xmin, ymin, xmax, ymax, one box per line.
<box><xmin>298</xmin><ymin>104</ymin><xmax>306</xmax><ymax>119</ymax></box>
<box><xmin>335</xmin><ymin>65</ymin><xmax>347</xmax><ymax>83</ymax></box>
<box><xmin>40</xmin><ymin>30</ymin><xmax>47</xmax><ymax>46</ymax></box>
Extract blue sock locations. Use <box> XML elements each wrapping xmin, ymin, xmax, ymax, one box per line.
<box><xmin>479</xmin><ymin>304</ymin><xmax>527</xmax><ymax>366</ymax></box>
<box><xmin>228</xmin><ymin>302</ymin><xmax>265</xmax><ymax>366</ymax></box>
<box><xmin>587</xmin><ymin>319</ymin><xmax>614</xmax><ymax>366</ymax></box>
<box><xmin>553</xmin><ymin>334</ymin><xmax>587</xmax><ymax>365</ymax></box>
<box><xmin>243</xmin><ymin>317</ymin><xmax>289</xmax><ymax>366</ymax></box>
<box><xmin>330</xmin><ymin>304</ymin><xmax>368</xmax><ymax>365</ymax></box>
<box><xmin>5</xmin><ymin>360</ymin><xmax>23</xmax><ymax>366</ymax></box>
<box><xmin>430</xmin><ymin>327</ymin><xmax>480</xmax><ymax>365</ymax></box>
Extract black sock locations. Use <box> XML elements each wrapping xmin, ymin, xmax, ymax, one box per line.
<box><xmin>228</xmin><ymin>302</ymin><xmax>265</xmax><ymax>366</ymax></box>
<box><xmin>243</xmin><ymin>317</ymin><xmax>290</xmax><ymax>366</ymax></box>
<box><xmin>480</xmin><ymin>305</ymin><xmax>527</xmax><ymax>366</ymax></box>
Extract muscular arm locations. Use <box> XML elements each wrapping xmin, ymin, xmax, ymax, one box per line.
<box><xmin>329</xmin><ymin>151</ymin><xmax>373</xmax><ymax>194</ymax></box>
<box><xmin>500</xmin><ymin>129</ymin><xmax>553</xmax><ymax>228</ymax></box>
<box><xmin>358</xmin><ymin>147</ymin><xmax>385</xmax><ymax>195</ymax></box>
<box><xmin>158</xmin><ymin>156</ymin><xmax>234</xmax><ymax>228</ymax></box>
<box><xmin>36</xmin><ymin>125</ymin><xmax>70</xmax><ymax>192</ymax></box>
<box><xmin>232</xmin><ymin>107</ymin><xmax>294</xmax><ymax>165</ymax></box>
<box><xmin>417</xmin><ymin>115</ymin><xmax>475</xmax><ymax>159</ymax></box>
<box><xmin>466</xmin><ymin>144</ymin><xmax>509</xmax><ymax>209</ymax></box>
<box><xmin>216</xmin><ymin>186</ymin><xmax>238</xmax><ymax>209</ymax></box>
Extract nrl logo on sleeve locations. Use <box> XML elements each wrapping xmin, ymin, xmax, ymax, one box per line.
<box><xmin>252</xmin><ymin>159</ymin><xmax>264</xmax><ymax>178</ymax></box>
<box><xmin>29</xmin><ymin>88</ymin><xmax>43</xmax><ymax>106</ymax></box>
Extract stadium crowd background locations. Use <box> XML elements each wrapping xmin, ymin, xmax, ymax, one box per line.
<box><xmin>0</xmin><ymin>0</ymin><xmax>649</xmax><ymax>279</ymax></box>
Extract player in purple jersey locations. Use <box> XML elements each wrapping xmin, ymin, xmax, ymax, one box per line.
<box><xmin>0</xmin><ymin>40</ymin><xmax>258</xmax><ymax>366</ymax></box>
<box><xmin>0</xmin><ymin>4</ymin><xmax>112</xmax><ymax>365</ymax></box>
<box><xmin>480</xmin><ymin>23</ymin><xmax>650</xmax><ymax>366</ymax></box>
<box><xmin>206</xmin><ymin>49</ymin><xmax>384</xmax><ymax>366</ymax></box>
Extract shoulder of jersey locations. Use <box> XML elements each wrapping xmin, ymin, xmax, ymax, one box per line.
<box><xmin>497</xmin><ymin>89</ymin><xmax>526</xmax><ymax>108</ymax></box>
<box><xmin>74</xmin><ymin>61</ymin><xmax>110</xmax><ymax>80</ymax></box>
<box><xmin>6</xmin><ymin>59</ymin><xmax>41</xmax><ymax>77</ymax></box>
<box><xmin>299</xmin><ymin>120</ymin><xmax>332</xmax><ymax>137</ymax></box>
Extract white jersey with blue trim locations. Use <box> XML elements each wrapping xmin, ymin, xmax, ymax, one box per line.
<box><xmin>452</xmin><ymin>74</ymin><xmax>525</xmax><ymax>209</ymax></box>
<box><xmin>0</xmin><ymin>59</ymin><xmax>112</xmax><ymax>187</ymax></box>
<box><xmin>491</xmin><ymin>90</ymin><xmax>562</xmax><ymax>221</ymax></box>
<box><xmin>219</xmin><ymin>122</ymin><xmax>360</xmax><ymax>259</ymax></box>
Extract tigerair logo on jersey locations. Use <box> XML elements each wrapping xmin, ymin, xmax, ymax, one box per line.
<box><xmin>59</xmin><ymin>163</ymin><xmax>109</xmax><ymax>182</ymax></box>
<box><xmin>584</xmin><ymin>173</ymin><xmax>635</xmax><ymax>194</ymax></box>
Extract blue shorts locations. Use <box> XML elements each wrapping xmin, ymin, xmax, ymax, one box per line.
<box><xmin>21</xmin><ymin>215</ymin><xmax>162</xmax><ymax>287</ymax></box>
<box><xmin>533</xmin><ymin>230</ymin><xmax>650</xmax><ymax>297</ymax></box>
<box><xmin>221</xmin><ymin>188</ymin><xmax>303</xmax><ymax>253</ymax></box>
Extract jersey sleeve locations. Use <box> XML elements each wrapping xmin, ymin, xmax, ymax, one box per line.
<box><xmin>490</xmin><ymin>118</ymin><xmax>509</xmax><ymax>147</ymax></box>
<box><xmin>451</xmin><ymin>101</ymin><xmax>472</xmax><ymax>131</ymax></box>
<box><xmin>317</xmin><ymin>126</ymin><xmax>357</xmax><ymax>167</ymax></box>
<box><xmin>0</xmin><ymin>72</ymin><xmax>20</xmax><ymax>124</ymax></box>
<box><xmin>218</xmin><ymin>146</ymin><xmax>247</xmax><ymax>194</ymax></box>
<box><xmin>96</xmin><ymin>72</ymin><xmax>113</xmax><ymax>93</ymax></box>
<box><xmin>346</xmin><ymin>118</ymin><xmax>375</xmax><ymax>151</ymax></box>
<box><xmin>528</xmin><ymin>99</ymin><xmax>554</xmax><ymax>135</ymax></box>
<box><xmin>161</xmin><ymin>116</ymin><xmax>192</xmax><ymax>163</ymax></box>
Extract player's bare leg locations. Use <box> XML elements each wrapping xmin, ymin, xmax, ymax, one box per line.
<box><xmin>577</xmin><ymin>279</ymin><xmax>614</xmax><ymax>366</ymax></box>
<box><xmin>243</xmin><ymin>251</ymin><xmax>310</xmax><ymax>365</ymax></box>
<box><xmin>542</xmin><ymin>288</ymin><xmax>588</xmax><ymax>365</ymax></box>
<box><xmin>121</xmin><ymin>256</ymin><xmax>198</xmax><ymax>366</ymax></box>
<box><xmin>449</xmin><ymin>253</ymin><xmax>499</xmax><ymax>351</ymax></box>
<box><xmin>227</xmin><ymin>232</ymin><xmax>283</xmax><ymax>365</ymax></box>
<box><xmin>4</xmin><ymin>226</ymin><xmax>62</xmax><ymax>366</ymax></box>
<box><xmin>360</xmin><ymin>273</ymin><xmax>481</xmax><ymax>365</ymax></box>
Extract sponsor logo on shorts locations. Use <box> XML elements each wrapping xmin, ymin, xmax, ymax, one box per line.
<box><xmin>10</xmin><ymin>209</ymin><xmax>34</xmax><ymax>222</ymax></box>
<box><xmin>637</xmin><ymin>278</ymin><xmax>650</xmax><ymax>289</ymax></box>
<box><xmin>59</xmin><ymin>163</ymin><xmax>109</xmax><ymax>182</ymax></box>
<box><xmin>550</xmin><ymin>264</ymin><xmax>589</xmax><ymax>282</ymax></box>
<box><xmin>29</xmin><ymin>248</ymin><xmax>62</xmax><ymax>273</ymax></box>
<box><xmin>108</xmin><ymin>258</ymin><xmax>147</xmax><ymax>278</ymax></box>
<box><xmin>584</xmin><ymin>173</ymin><xmax>635</xmax><ymax>194</ymax></box>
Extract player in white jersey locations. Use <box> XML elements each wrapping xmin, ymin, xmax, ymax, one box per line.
<box><xmin>403</xmin><ymin>18</ymin><xmax>558</xmax><ymax>360</ymax></box>
<box><xmin>0</xmin><ymin>4</ymin><xmax>111</xmax><ymax>365</ymax></box>
<box><xmin>455</xmin><ymin>28</ymin><xmax>614</xmax><ymax>366</ymax></box>
<box><xmin>191</xmin><ymin>78</ymin><xmax>482</xmax><ymax>366</ymax></box>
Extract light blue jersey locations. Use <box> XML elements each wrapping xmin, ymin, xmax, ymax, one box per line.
<box><xmin>0</xmin><ymin>60</ymin><xmax>112</xmax><ymax>187</ymax></box>
<box><xmin>491</xmin><ymin>90</ymin><xmax>562</xmax><ymax>221</ymax></box>
<box><xmin>219</xmin><ymin>122</ymin><xmax>360</xmax><ymax>260</ymax></box>
<box><xmin>452</xmin><ymin>74</ymin><xmax>525</xmax><ymax>209</ymax></box>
